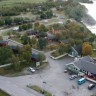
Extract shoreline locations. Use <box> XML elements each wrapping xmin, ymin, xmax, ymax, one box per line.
<box><xmin>81</xmin><ymin>1</ymin><xmax>96</xmax><ymax>35</ymax></box>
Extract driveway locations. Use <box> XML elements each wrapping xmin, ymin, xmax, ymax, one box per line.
<box><xmin>7</xmin><ymin>52</ymin><xmax>96</xmax><ymax>96</ymax></box>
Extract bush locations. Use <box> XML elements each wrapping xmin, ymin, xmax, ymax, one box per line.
<box><xmin>29</xmin><ymin>85</ymin><xmax>52</xmax><ymax>96</ymax></box>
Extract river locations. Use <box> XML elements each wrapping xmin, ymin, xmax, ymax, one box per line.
<box><xmin>81</xmin><ymin>0</ymin><xmax>96</xmax><ymax>35</ymax></box>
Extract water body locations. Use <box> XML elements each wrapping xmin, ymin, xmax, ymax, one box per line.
<box><xmin>81</xmin><ymin>0</ymin><xmax>96</xmax><ymax>35</ymax></box>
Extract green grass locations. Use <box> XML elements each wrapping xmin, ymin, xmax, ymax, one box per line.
<box><xmin>51</xmin><ymin>50</ymin><xmax>65</xmax><ymax>57</ymax></box>
<box><xmin>13</xmin><ymin>12</ymin><xmax>37</xmax><ymax>19</ymax></box>
<box><xmin>0</xmin><ymin>62</ymin><xmax>48</xmax><ymax>76</ymax></box>
<box><xmin>0</xmin><ymin>89</ymin><xmax>10</xmax><ymax>96</ymax></box>
<box><xmin>11</xmin><ymin>38</ymin><xmax>22</xmax><ymax>43</ymax></box>
<box><xmin>1</xmin><ymin>31</ymin><xmax>8</xmax><ymax>36</ymax></box>
<box><xmin>0</xmin><ymin>61</ymin><xmax>35</xmax><ymax>76</ymax></box>
<box><xmin>0</xmin><ymin>0</ymin><xmax>47</xmax><ymax>8</ymax></box>
<box><xmin>28</xmin><ymin>85</ymin><xmax>52</xmax><ymax>96</ymax></box>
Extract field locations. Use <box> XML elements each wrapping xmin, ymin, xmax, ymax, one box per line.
<box><xmin>0</xmin><ymin>0</ymin><xmax>47</xmax><ymax>7</ymax></box>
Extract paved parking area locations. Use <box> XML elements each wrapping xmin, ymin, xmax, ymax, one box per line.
<box><xmin>8</xmin><ymin>53</ymin><xmax>96</xmax><ymax>96</ymax></box>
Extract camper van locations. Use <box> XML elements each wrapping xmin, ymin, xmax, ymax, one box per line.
<box><xmin>78</xmin><ymin>78</ymin><xmax>86</xmax><ymax>85</ymax></box>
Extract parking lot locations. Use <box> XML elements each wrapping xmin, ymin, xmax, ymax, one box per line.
<box><xmin>7</xmin><ymin>53</ymin><xmax>96</xmax><ymax>96</ymax></box>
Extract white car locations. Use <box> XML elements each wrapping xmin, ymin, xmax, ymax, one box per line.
<box><xmin>29</xmin><ymin>67</ymin><xmax>35</xmax><ymax>73</ymax></box>
<box><xmin>69</xmin><ymin>75</ymin><xmax>78</xmax><ymax>80</ymax></box>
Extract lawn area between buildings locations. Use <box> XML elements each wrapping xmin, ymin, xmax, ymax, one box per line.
<box><xmin>11</xmin><ymin>38</ymin><xmax>22</xmax><ymax>43</ymax></box>
<box><xmin>51</xmin><ymin>50</ymin><xmax>66</xmax><ymax>58</ymax></box>
<box><xmin>0</xmin><ymin>89</ymin><xmax>10</xmax><ymax>96</ymax></box>
<box><xmin>28</xmin><ymin>85</ymin><xmax>52</xmax><ymax>96</ymax></box>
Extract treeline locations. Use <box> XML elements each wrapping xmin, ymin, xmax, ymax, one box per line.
<box><xmin>72</xmin><ymin>0</ymin><xmax>93</xmax><ymax>3</ymax></box>
<box><xmin>0</xmin><ymin>0</ymin><xmax>89</xmax><ymax>22</ymax></box>
<box><xmin>19</xmin><ymin>23</ymin><xmax>33</xmax><ymax>31</ymax></box>
<box><xmin>0</xmin><ymin>17</ymin><xmax>31</xmax><ymax>27</ymax></box>
<box><xmin>0</xmin><ymin>2</ymin><xmax>55</xmax><ymax>17</ymax></box>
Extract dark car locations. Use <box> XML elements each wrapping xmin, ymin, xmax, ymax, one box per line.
<box><xmin>88</xmin><ymin>84</ymin><xmax>95</xmax><ymax>90</ymax></box>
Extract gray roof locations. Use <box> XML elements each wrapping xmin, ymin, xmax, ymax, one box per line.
<box><xmin>60</xmin><ymin>40</ymin><xmax>69</xmax><ymax>44</ymax></box>
<box><xmin>81</xmin><ymin>56</ymin><xmax>94</xmax><ymax>62</ymax></box>
<box><xmin>74</xmin><ymin>56</ymin><xmax>96</xmax><ymax>74</ymax></box>
<box><xmin>0</xmin><ymin>40</ymin><xmax>8</xmax><ymax>44</ymax></box>
<box><xmin>47</xmin><ymin>32</ymin><xmax>56</xmax><ymax>39</ymax></box>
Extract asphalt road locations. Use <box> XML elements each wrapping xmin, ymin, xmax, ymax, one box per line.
<box><xmin>0</xmin><ymin>76</ymin><xmax>36</xmax><ymax>96</ymax></box>
<box><xmin>5</xmin><ymin>52</ymin><xmax>96</xmax><ymax>96</ymax></box>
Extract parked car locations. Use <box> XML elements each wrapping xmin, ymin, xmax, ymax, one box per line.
<box><xmin>69</xmin><ymin>75</ymin><xmax>78</xmax><ymax>80</ymax></box>
<box><xmin>88</xmin><ymin>84</ymin><xmax>95</xmax><ymax>90</ymax></box>
<box><xmin>77</xmin><ymin>78</ymin><xmax>86</xmax><ymax>85</ymax></box>
<box><xmin>28</xmin><ymin>67</ymin><xmax>35</xmax><ymax>73</ymax></box>
<box><xmin>64</xmin><ymin>70</ymin><xmax>68</xmax><ymax>73</ymax></box>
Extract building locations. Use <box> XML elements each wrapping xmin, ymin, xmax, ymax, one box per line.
<box><xmin>26</xmin><ymin>30</ymin><xmax>38</xmax><ymax>35</ymax></box>
<box><xmin>0</xmin><ymin>41</ymin><xmax>8</xmax><ymax>47</ymax></box>
<box><xmin>31</xmin><ymin>49</ymin><xmax>40</xmax><ymax>62</ymax></box>
<box><xmin>46</xmin><ymin>32</ymin><xmax>58</xmax><ymax>41</ymax></box>
<box><xmin>10</xmin><ymin>45</ymin><xmax>20</xmax><ymax>54</ymax></box>
<box><xmin>66</xmin><ymin>56</ymin><xmax>96</xmax><ymax>79</ymax></box>
<box><xmin>59</xmin><ymin>40</ymin><xmax>69</xmax><ymax>44</ymax></box>
<box><xmin>13</xmin><ymin>27</ymin><xmax>19</xmax><ymax>31</ymax></box>
<box><xmin>69</xmin><ymin>45</ymin><xmax>82</xmax><ymax>57</ymax></box>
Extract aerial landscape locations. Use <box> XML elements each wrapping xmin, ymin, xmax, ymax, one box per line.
<box><xmin>0</xmin><ymin>0</ymin><xmax>96</xmax><ymax>96</ymax></box>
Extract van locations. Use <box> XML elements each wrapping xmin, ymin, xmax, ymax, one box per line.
<box><xmin>78</xmin><ymin>78</ymin><xmax>86</xmax><ymax>85</ymax></box>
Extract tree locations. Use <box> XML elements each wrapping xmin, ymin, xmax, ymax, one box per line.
<box><xmin>64</xmin><ymin>1</ymin><xmax>86</xmax><ymax>22</ymax></box>
<box><xmin>14</xmin><ymin>17</ymin><xmax>24</xmax><ymax>24</ymax></box>
<box><xmin>22</xmin><ymin>24</ymin><xmax>28</xmax><ymax>30</ymax></box>
<box><xmin>34</xmin><ymin>22</ymin><xmax>40</xmax><ymax>31</ymax></box>
<box><xmin>89</xmin><ymin>37</ymin><xmax>95</xmax><ymax>44</ymax></box>
<box><xmin>38</xmin><ymin>24</ymin><xmax>48</xmax><ymax>32</ymax></box>
<box><xmin>11</xmin><ymin>55</ymin><xmax>20</xmax><ymax>71</ymax></box>
<box><xmin>37</xmin><ymin>53</ymin><xmax>45</xmax><ymax>64</ymax></box>
<box><xmin>31</xmin><ymin>37</ymin><xmax>37</xmax><ymax>46</ymax></box>
<box><xmin>0</xmin><ymin>19</ymin><xmax>4</xmax><ymax>26</ymax></box>
<box><xmin>5</xmin><ymin>17</ymin><xmax>13</xmax><ymax>25</ymax></box>
<box><xmin>0</xmin><ymin>47</ymin><xmax>13</xmax><ymax>64</ymax></box>
<box><xmin>37</xmin><ymin>38</ymin><xmax>47</xmax><ymax>50</ymax></box>
<box><xmin>40</xmin><ymin>12</ymin><xmax>46</xmax><ymax>19</ymax></box>
<box><xmin>58</xmin><ymin>45</ymin><xmax>65</xmax><ymax>55</ymax></box>
<box><xmin>27</xmin><ymin>23</ymin><xmax>33</xmax><ymax>29</ymax></box>
<box><xmin>46</xmin><ymin>10</ymin><xmax>53</xmax><ymax>18</ymax></box>
<box><xmin>55</xmin><ymin>32</ymin><xmax>63</xmax><ymax>40</ymax></box>
<box><xmin>21</xmin><ymin>34</ymin><xmax>31</xmax><ymax>45</ymax></box>
<box><xmin>20</xmin><ymin>45</ymin><xmax>32</xmax><ymax>64</ymax></box>
<box><xmin>0</xmin><ymin>36</ymin><xmax>3</xmax><ymax>40</ymax></box>
<box><xmin>7</xmin><ymin>31</ymin><xmax>11</xmax><ymax>37</ymax></box>
<box><xmin>19</xmin><ymin>25</ymin><xmax>23</xmax><ymax>31</ymax></box>
<box><xmin>58</xmin><ymin>43</ymin><xmax>69</xmax><ymax>54</ymax></box>
<box><xmin>82</xmin><ymin>42</ymin><xmax>93</xmax><ymax>56</ymax></box>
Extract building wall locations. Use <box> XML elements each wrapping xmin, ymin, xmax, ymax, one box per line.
<box><xmin>66</xmin><ymin>64</ymin><xmax>80</xmax><ymax>74</ymax></box>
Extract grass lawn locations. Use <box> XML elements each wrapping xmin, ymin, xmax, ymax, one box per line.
<box><xmin>1</xmin><ymin>31</ymin><xmax>8</xmax><ymax>36</ymax></box>
<box><xmin>0</xmin><ymin>61</ymin><xmax>36</xmax><ymax>76</ymax></box>
<box><xmin>0</xmin><ymin>0</ymin><xmax>47</xmax><ymax>8</ymax></box>
<box><xmin>12</xmin><ymin>12</ymin><xmax>37</xmax><ymax>19</ymax></box>
<box><xmin>51</xmin><ymin>50</ymin><xmax>65</xmax><ymax>57</ymax></box>
<box><xmin>0</xmin><ymin>89</ymin><xmax>10</xmax><ymax>96</ymax></box>
<box><xmin>11</xmin><ymin>38</ymin><xmax>22</xmax><ymax>43</ymax></box>
<box><xmin>28</xmin><ymin>85</ymin><xmax>52</xmax><ymax>96</ymax></box>
<box><xmin>0</xmin><ymin>62</ymin><xmax>48</xmax><ymax>76</ymax></box>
